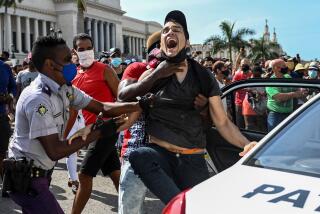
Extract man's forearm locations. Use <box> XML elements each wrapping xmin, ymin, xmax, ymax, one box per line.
<box><xmin>118</xmin><ymin>71</ymin><xmax>160</xmax><ymax>101</ymax></box>
<box><xmin>273</xmin><ymin>92</ymin><xmax>296</xmax><ymax>102</ymax></box>
<box><xmin>102</xmin><ymin>102</ymin><xmax>140</xmax><ymax>117</ymax></box>
<box><xmin>52</xmin><ymin>130</ymin><xmax>101</xmax><ymax>161</ymax></box>
<box><xmin>216</xmin><ymin>120</ymin><xmax>250</xmax><ymax>148</ymax></box>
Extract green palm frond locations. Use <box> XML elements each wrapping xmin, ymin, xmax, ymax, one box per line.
<box><xmin>248</xmin><ymin>37</ymin><xmax>281</xmax><ymax>62</ymax></box>
<box><xmin>0</xmin><ymin>0</ymin><xmax>23</xmax><ymax>8</ymax></box>
<box><xmin>204</xmin><ymin>35</ymin><xmax>226</xmax><ymax>54</ymax></box>
<box><xmin>204</xmin><ymin>20</ymin><xmax>255</xmax><ymax>63</ymax></box>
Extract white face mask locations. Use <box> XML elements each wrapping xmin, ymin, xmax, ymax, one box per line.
<box><xmin>77</xmin><ymin>50</ymin><xmax>95</xmax><ymax>68</ymax></box>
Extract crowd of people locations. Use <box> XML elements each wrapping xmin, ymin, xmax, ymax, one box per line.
<box><xmin>0</xmin><ymin>9</ymin><xmax>319</xmax><ymax>214</ymax></box>
<box><xmin>195</xmin><ymin>50</ymin><xmax>319</xmax><ymax>132</ymax></box>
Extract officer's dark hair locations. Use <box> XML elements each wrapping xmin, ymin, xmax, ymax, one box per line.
<box><xmin>73</xmin><ymin>33</ymin><xmax>93</xmax><ymax>49</ymax></box>
<box><xmin>32</xmin><ymin>36</ymin><xmax>67</xmax><ymax>72</ymax></box>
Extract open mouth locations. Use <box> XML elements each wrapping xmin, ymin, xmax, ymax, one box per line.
<box><xmin>166</xmin><ymin>39</ymin><xmax>178</xmax><ymax>49</ymax></box>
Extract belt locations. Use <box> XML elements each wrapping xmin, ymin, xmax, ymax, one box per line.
<box><xmin>166</xmin><ymin>148</ymin><xmax>205</xmax><ymax>155</ymax></box>
<box><xmin>31</xmin><ymin>167</ymin><xmax>53</xmax><ymax>178</ymax></box>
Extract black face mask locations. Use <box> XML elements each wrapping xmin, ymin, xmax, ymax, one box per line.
<box><xmin>222</xmin><ymin>69</ymin><xmax>230</xmax><ymax>77</ymax></box>
<box><xmin>161</xmin><ymin>47</ymin><xmax>188</xmax><ymax>64</ymax></box>
<box><xmin>280</xmin><ymin>67</ymin><xmax>288</xmax><ymax>74</ymax></box>
<box><xmin>242</xmin><ymin>64</ymin><xmax>250</xmax><ymax>72</ymax></box>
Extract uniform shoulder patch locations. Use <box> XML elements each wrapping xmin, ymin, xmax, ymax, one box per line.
<box><xmin>37</xmin><ymin>104</ymin><xmax>48</xmax><ymax>116</ymax></box>
<box><xmin>66</xmin><ymin>91</ymin><xmax>74</xmax><ymax>101</ymax></box>
<box><xmin>40</xmin><ymin>84</ymin><xmax>51</xmax><ymax>96</ymax></box>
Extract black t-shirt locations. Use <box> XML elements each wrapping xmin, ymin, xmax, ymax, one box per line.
<box><xmin>146</xmin><ymin>61</ymin><xmax>221</xmax><ymax>149</ymax></box>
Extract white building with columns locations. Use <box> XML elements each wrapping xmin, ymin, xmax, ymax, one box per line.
<box><xmin>0</xmin><ymin>0</ymin><xmax>162</xmax><ymax>62</ymax></box>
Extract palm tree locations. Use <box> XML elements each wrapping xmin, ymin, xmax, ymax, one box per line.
<box><xmin>76</xmin><ymin>0</ymin><xmax>86</xmax><ymax>34</ymax></box>
<box><xmin>204</xmin><ymin>21</ymin><xmax>255</xmax><ymax>63</ymax></box>
<box><xmin>0</xmin><ymin>0</ymin><xmax>23</xmax><ymax>51</ymax></box>
<box><xmin>0</xmin><ymin>0</ymin><xmax>22</xmax><ymax>8</ymax></box>
<box><xmin>248</xmin><ymin>37</ymin><xmax>281</xmax><ymax>63</ymax></box>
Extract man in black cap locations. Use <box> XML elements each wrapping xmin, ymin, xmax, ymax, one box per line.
<box><xmin>122</xmin><ymin>10</ymin><xmax>256</xmax><ymax>204</ymax></box>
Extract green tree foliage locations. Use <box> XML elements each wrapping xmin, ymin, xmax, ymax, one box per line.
<box><xmin>204</xmin><ymin>21</ymin><xmax>255</xmax><ymax>63</ymax></box>
<box><xmin>248</xmin><ymin>37</ymin><xmax>281</xmax><ymax>63</ymax></box>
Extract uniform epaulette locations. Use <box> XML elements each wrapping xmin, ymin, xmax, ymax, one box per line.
<box><xmin>39</xmin><ymin>83</ymin><xmax>51</xmax><ymax>96</ymax></box>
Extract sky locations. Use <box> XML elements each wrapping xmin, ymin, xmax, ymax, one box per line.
<box><xmin>121</xmin><ymin>0</ymin><xmax>320</xmax><ymax>61</ymax></box>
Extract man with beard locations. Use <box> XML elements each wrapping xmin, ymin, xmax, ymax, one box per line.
<box><xmin>123</xmin><ymin>10</ymin><xmax>256</xmax><ymax>204</ymax></box>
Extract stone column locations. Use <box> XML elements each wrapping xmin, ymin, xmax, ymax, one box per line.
<box><xmin>16</xmin><ymin>16</ymin><xmax>22</xmax><ymax>53</ymax></box>
<box><xmin>86</xmin><ymin>18</ymin><xmax>92</xmax><ymax>37</ymax></box>
<box><xmin>0</xmin><ymin>15</ymin><xmax>2</xmax><ymax>51</ymax></box>
<box><xmin>4</xmin><ymin>13</ymin><xmax>12</xmax><ymax>51</ymax></box>
<box><xmin>127</xmin><ymin>36</ymin><xmax>131</xmax><ymax>54</ymax></box>
<box><xmin>34</xmin><ymin>19</ymin><xmax>39</xmax><ymax>42</ymax></box>
<box><xmin>111</xmin><ymin>23</ymin><xmax>116</xmax><ymax>48</ymax></box>
<box><xmin>42</xmin><ymin>20</ymin><xmax>47</xmax><ymax>36</ymax></box>
<box><xmin>137</xmin><ymin>38</ymin><xmax>139</xmax><ymax>56</ymax></box>
<box><xmin>99</xmin><ymin>21</ymin><xmax>104</xmax><ymax>51</ymax></box>
<box><xmin>93</xmin><ymin>19</ymin><xmax>98</xmax><ymax>51</ymax></box>
<box><xmin>139</xmin><ymin>38</ymin><xmax>142</xmax><ymax>56</ymax></box>
<box><xmin>25</xmin><ymin>17</ymin><xmax>31</xmax><ymax>52</ymax></box>
<box><xmin>105</xmin><ymin>22</ymin><xmax>110</xmax><ymax>50</ymax></box>
<box><xmin>133</xmin><ymin>37</ymin><xmax>136</xmax><ymax>56</ymax></box>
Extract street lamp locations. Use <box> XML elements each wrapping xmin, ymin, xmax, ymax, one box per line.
<box><xmin>49</xmin><ymin>27</ymin><xmax>62</xmax><ymax>38</ymax></box>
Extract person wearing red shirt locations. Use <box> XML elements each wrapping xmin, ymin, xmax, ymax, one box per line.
<box><xmin>71</xmin><ymin>33</ymin><xmax>120</xmax><ymax>214</ymax></box>
<box><xmin>232</xmin><ymin>58</ymin><xmax>252</xmax><ymax>129</ymax></box>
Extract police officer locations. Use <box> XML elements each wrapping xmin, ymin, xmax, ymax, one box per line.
<box><xmin>6</xmin><ymin>36</ymin><xmax>144</xmax><ymax>213</ymax></box>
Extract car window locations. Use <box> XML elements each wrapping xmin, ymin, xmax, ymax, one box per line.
<box><xmin>244</xmin><ymin>96</ymin><xmax>320</xmax><ymax>177</ymax></box>
<box><xmin>223</xmin><ymin>86</ymin><xmax>320</xmax><ymax>133</ymax></box>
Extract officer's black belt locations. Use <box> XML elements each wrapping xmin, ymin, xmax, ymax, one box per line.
<box><xmin>31</xmin><ymin>167</ymin><xmax>53</xmax><ymax>178</ymax></box>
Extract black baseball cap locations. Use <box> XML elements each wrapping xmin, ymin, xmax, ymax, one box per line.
<box><xmin>164</xmin><ymin>10</ymin><xmax>189</xmax><ymax>40</ymax></box>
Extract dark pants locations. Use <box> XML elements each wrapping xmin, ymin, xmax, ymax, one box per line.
<box><xmin>129</xmin><ymin>144</ymin><xmax>210</xmax><ymax>204</ymax></box>
<box><xmin>244</xmin><ymin>115</ymin><xmax>267</xmax><ymax>132</ymax></box>
<box><xmin>235</xmin><ymin>105</ymin><xmax>245</xmax><ymax>129</ymax></box>
<box><xmin>0</xmin><ymin>114</ymin><xmax>11</xmax><ymax>156</ymax></box>
<box><xmin>10</xmin><ymin>177</ymin><xmax>64</xmax><ymax>214</ymax></box>
<box><xmin>80</xmin><ymin>134</ymin><xmax>120</xmax><ymax>177</ymax></box>
<box><xmin>267</xmin><ymin>111</ymin><xmax>290</xmax><ymax>131</ymax></box>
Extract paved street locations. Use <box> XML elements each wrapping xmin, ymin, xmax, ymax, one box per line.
<box><xmin>0</xmin><ymin>153</ymin><xmax>164</xmax><ymax>214</ymax></box>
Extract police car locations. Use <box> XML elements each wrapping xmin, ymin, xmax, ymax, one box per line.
<box><xmin>163</xmin><ymin>79</ymin><xmax>320</xmax><ymax>214</ymax></box>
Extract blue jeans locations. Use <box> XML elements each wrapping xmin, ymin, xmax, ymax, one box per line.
<box><xmin>267</xmin><ymin>111</ymin><xmax>290</xmax><ymax>131</ymax></box>
<box><xmin>118</xmin><ymin>160</ymin><xmax>147</xmax><ymax>214</ymax></box>
<box><xmin>129</xmin><ymin>144</ymin><xmax>210</xmax><ymax>204</ymax></box>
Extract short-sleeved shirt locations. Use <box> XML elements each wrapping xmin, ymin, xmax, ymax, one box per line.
<box><xmin>9</xmin><ymin>73</ymin><xmax>92</xmax><ymax>170</ymax></box>
<box><xmin>120</xmin><ymin>62</ymin><xmax>149</xmax><ymax>160</ymax></box>
<box><xmin>147</xmin><ymin>62</ymin><xmax>221</xmax><ymax>149</ymax></box>
<box><xmin>0</xmin><ymin>60</ymin><xmax>16</xmax><ymax>114</ymax></box>
<box><xmin>72</xmin><ymin>61</ymin><xmax>115</xmax><ymax>125</ymax></box>
<box><xmin>16</xmin><ymin>69</ymin><xmax>39</xmax><ymax>90</ymax></box>
<box><xmin>121</xmin><ymin>62</ymin><xmax>147</xmax><ymax>81</ymax></box>
<box><xmin>232</xmin><ymin>70</ymin><xmax>252</xmax><ymax>106</ymax></box>
<box><xmin>266</xmin><ymin>74</ymin><xmax>293</xmax><ymax>113</ymax></box>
